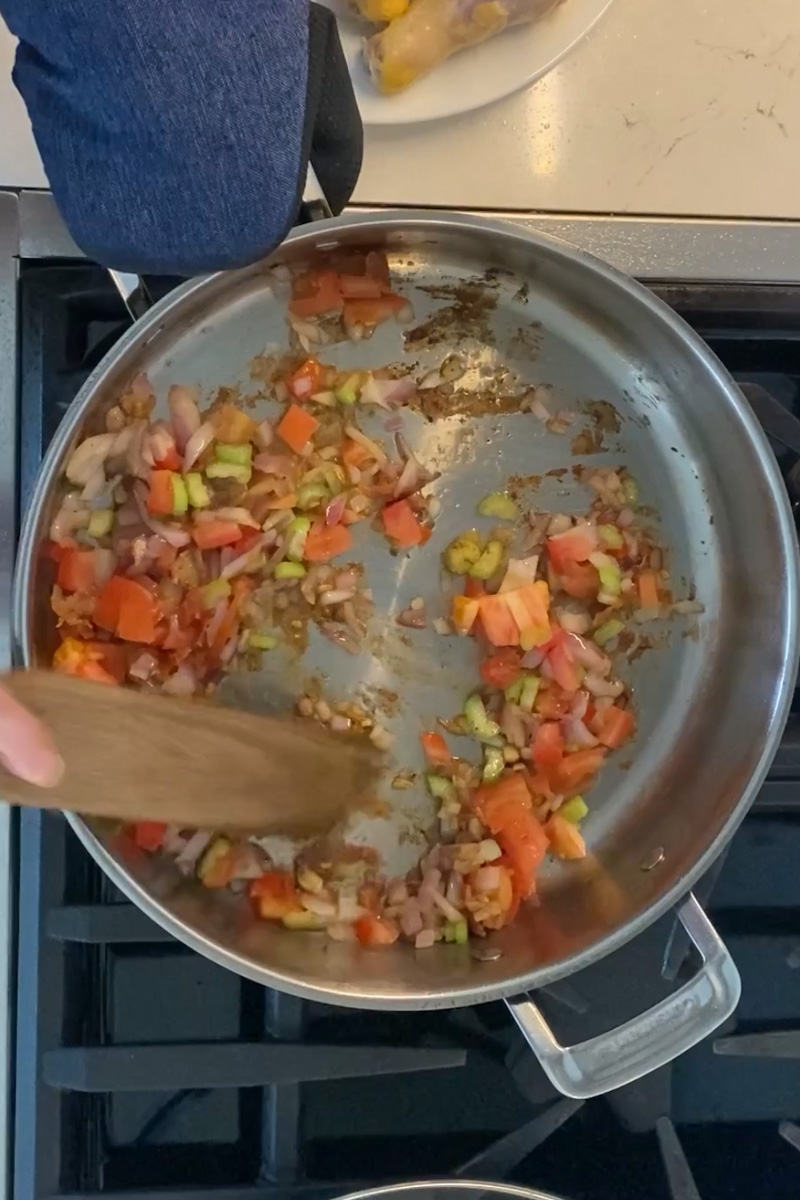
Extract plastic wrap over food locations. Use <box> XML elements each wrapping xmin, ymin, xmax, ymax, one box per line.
<box><xmin>364</xmin><ymin>0</ymin><xmax>565</xmax><ymax>93</ymax></box>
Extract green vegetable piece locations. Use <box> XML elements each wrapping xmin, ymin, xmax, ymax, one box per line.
<box><xmin>519</xmin><ymin>675</ymin><xmax>541</xmax><ymax>713</ymax></box>
<box><xmin>335</xmin><ymin>375</ymin><xmax>360</xmax><ymax>405</ymax></box>
<box><xmin>469</xmin><ymin>539</ymin><xmax>504</xmax><ymax>581</ymax></box>
<box><xmin>623</xmin><ymin>477</ymin><xmax>638</xmax><ymax>504</ymax></box>
<box><xmin>463</xmin><ymin>694</ymin><xmax>501</xmax><ymax>741</ymax></box>
<box><xmin>443</xmin><ymin>530</ymin><xmax>483</xmax><ymax>575</ymax></box>
<box><xmin>477</xmin><ymin>492</ymin><xmax>518</xmax><ymax>521</ymax></box>
<box><xmin>87</xmin><ymin>509</ymin><xmax>114</xmax><ymax>539</ymax></box>
<box><xmin>274</xmin><ymin>561</ymin><xmax>306</xmax><ymax>580</ymax></box>
<box><xmin>594</xmin><ymin>618</ymin><xmax>624</xmax><ymax>647</ymax></box>
<box><xmin>205</xmin><ymin>461</ymin><xmax>252</xmax><ymax>485</ymax></box>
<box><xmin>482</xmin><ymin>747</ymin><xmax>505</xmax><ymax>783</ymax></box>
<box><xmin>249</xmin><ymin>631</ymin><xmax>278</xmax><ymax>651</ymax></box>
<box><xmin>185</xmin><ymin>472</ymin><xmax>211</xmax><ymax>508</ymax></box>
<box><xmin>285</xmin><ymin>516</ymin><xmax>311</xmax><ymax>561</ymax></box>
<box><xmin>216</xmin><ymin>442</ymin><xmax>253</xmax><ymax>467</ymax></box>
<box><xmin>171</xmin><ymin>474</ymin><xmax>189</xmax><ymax>517</ymax></box>
<box><xmin>426</xmin><ymin>773</ymin><xmax>457</xmax><ymax>805</ymax></box>
<box><xmin>200</xmin><ymin>578</ymin><xmax>232</xmax><ymax>609</ymax></box>
<box><xmin>504</xmin><ymin>678</ymin><xmax>524</xmax><ymax>704</ymax></box>
<box><xmin>282</xmin><ymin>909</ymin><xmax>326</xmax><ymax>931</ymax></box>
<box><xmin>598</xmin><ymin>523</ymin><xmax>624</xmax><ymax>549</ymax></box>
<box><xmin>589</xmin><ymin>552</ymin><xmax>621</xmax><ymax>596</ymax></box>
<box><xmin>560</xmin><ymin>795</ymin><xmax>588</xmax><ymax>824</ymax></box>
<box><xmin>297</xmin><ymin>483</ymin><xmax>329</xmax><ymax>511</ymax></box>
<box><xmin>444</xmin><ymin>919</ymin><xmax>469</xmax><ymax>945</ymax></box>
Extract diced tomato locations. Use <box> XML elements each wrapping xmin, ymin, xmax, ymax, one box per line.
<box><xmin>289</xmin><ymin>269</ymin><xmax>343</xmax><ymax>319</ymax></box>
<box><xmin>480</xmin><ymin>649</ymin><xmax>523</xmax><ymax>690</ymax></box>
<box><xmin>420</xmin><ymin>731</ymin><xmax>452</xmax><ymax>767</ymax></box>
<box><xmin>481</xmin><ymin>862</ymin><xmax>519</xmax><ymax>930</ymax></box>
<box><xmin>534</xmin><ymin>684</ymin><xmax>572</xmax><ymax>719</ymax></box>
<box><xmin>87</xmin><ymin>641</ymin><xmax>127</xmax><ymax>684</ymax></box>
<box><xmin>153</xmin><ymin>445</ymin><xmax>182</xmax><ymax>471</ymax></box>
<box><xmin>303</xmin><ymin>520</ymin><xmax>353</xmax><ymax>562</ymax></box>
<box><xmin>248</xmin><ymin>872</ymin><xmax>301</xmax><ymax>919</ymax></box>
<box><xmin>276</xmin><ymin>403</ymin><xmax>319</xmax><ymax>454</ymax></box>
<box><xmin>57</xmin><ymin>548</ymin><xmax>99</xmax><ymax>594</ymax></box>
<box><xmin>343</xmin><ymin>294</ymin><xmax>407</xmax><ymax>328</ymax></box>
<box><xmin>382</xmin><ymin>498</ymin><xmax>424</xmax><ymax>548</ymax></box>
<box><xmin>525</xmin><ymin>770</ymin><xmax>554</xmax><ymax>800</ymax></box>
<box><xmin>532</xmin><ymin>721</ymin><xmax>564</xmax><ymax>769</ymax></box>
<box><xmin>548</xmin><ymin>640</ymin><xmax>581</xmax><ymax>694</ymax></box>
<box><xmin>132</xmin><ymin>821</ymin><xmax>167</xmax><ymax>851</ymax></box>
<box><xmin>451</xmin><ymin>594</ymin><xmax>480</xmax><ymax>635</ymax></box>
<box><xmin>94</xmin><ymin>575</ymin><xmax>161</xmax><ymax>644</ymax></box>
<box><xmin>365</xmin><ymin>250</ymin><xmax>391</xmax><ymax>290</ymax></box>
<box><xmin>591</xmin><ymin>704</ymin><xmax>636</xmax><ymax>749</ymax></box>
<box><xmin>559</xmin><ymin>561</ymin><xmax>599</xmax><ymax>601</ymax></box>
<box><xmin>503</xmin><ymin>582</ymin><xmax>551</xmax><ymax>640</ymax></box>
<box><xmin>478</xmin><ymin>594</ymin><xmax>520</xmax><ymax>646</ymax></box>
<box><xmin>354</xmin><ymin>914</ymin><xmax>400</xmax><ymax>947</ymax></box>
<box><xmin>52</xmin><ymin>637</ymin><xmax>118</xmax><ymax>685</ymax></box>
<box><xmin>637</xmin><ymin>570</ymin><xmax>660</xmax><ymax>610</ymax></box>
<box><xmin>148</xmin><ymin>470</ymin><xmax>175</xmax><ymax>516</ymax></box>
<box><xmin>463</xmin><ymin>577</ymin><xmax>486</xmax><ymax>600</ymax></box>
<box><xmin>550</xmin><ymin>747</ymin><xmax>607</xmax><ymax>795</ymax></box>
<box><xmin>544</xmin><ymin>813</ymin><xmax>587</xmax><ymax>860</ymax></box>
<box><xmin>191</xmin><ymin>521</ymin><xmax>243</xmax><ymax>551</ymax></box>
<box><xmin>213</xmin><ymin>404</ymin><xmax>257</xmax><ymax>445</ymax></box>
<box><xmin>547</xmin><ymin>526</ymin><xmax>597</xmax><ymax>572</ymax></box>
<box><xmin>339</xmin><ymin>274</ymin><xmax>383</xmax><ymax>299</ymax></box>
<box><xmin>287</xmin><ymin>357</ymin><xmax>325</xmax><ymax>400</ymax></box>
<box><xmin>476</xmin><ymin>775</ymin><xmax>547</xmax><ymax>899</ymax></box>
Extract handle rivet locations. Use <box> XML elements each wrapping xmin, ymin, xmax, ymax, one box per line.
<box><xmin>471</xmin><ymin>945</ymin><xmax>503</xmax><ymax>962</ymax></box>
<box><xmin>640</xmin><ymin>846</ymin><xmax>665</xmax><ymax>871</ymax></box>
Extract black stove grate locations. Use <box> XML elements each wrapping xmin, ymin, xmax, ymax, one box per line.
<box><xmin>13</xmin><ymin>268</ymin><xmax>800</xmax><ymax>1200</ymax></box>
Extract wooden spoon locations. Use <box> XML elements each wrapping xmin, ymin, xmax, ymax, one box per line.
<box><xmin>0</xmin><ymin>671</ymin><xmax>382</xmax><ymax>835</ymax></box>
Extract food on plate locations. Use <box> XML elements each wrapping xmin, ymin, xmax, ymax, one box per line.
<box><xmin>364</xmin><ymin>0</ymin><xmax>564</xmax><ymax>95</ymax></box>
<box><xmin>45</xmin><ymin>248</ymin><xmax>700</xmax><ymax>953</ymax></box>
<box><xmin>349</xmin><ymin>0</ymin><xmax>411</xmax><ymax>21</ymax></box>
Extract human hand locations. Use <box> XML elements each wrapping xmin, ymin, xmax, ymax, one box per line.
<box><xmin>0</xmin><ymin>685</ymin><xmax>64</xmax><ymax>787</ymax></box>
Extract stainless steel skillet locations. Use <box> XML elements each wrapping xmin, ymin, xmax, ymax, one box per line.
<box><xmin>13</xmin><ymin>211</ymin><xmax>799</xmax><ymax>1099</ymax></box>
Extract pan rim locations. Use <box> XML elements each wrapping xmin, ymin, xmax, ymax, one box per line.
<box><xmin>14</xmin><ymin>210</ymin><xmax>800</xmax><ymax>1008</ymax></box>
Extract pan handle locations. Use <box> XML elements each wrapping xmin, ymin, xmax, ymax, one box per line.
<box><xmin>505</xmin><ymin>893</ymin><xmax>740</xmax><ymax>1099</ymax></box>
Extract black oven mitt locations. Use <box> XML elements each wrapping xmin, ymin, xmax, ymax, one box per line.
<box><xmin>1</xmin><ymin>0</ymin><xmax>362</xmax><ymax>276</ymax></box>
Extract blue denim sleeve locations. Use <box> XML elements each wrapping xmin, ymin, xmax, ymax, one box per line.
<box><xmin>1</xmin><ymin>0</ymin><xmax>310</xmax><ymax>275</ymax></box>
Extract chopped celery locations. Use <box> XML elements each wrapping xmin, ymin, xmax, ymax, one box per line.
<box><xmin>594</xmin><ymin>618</ymin><xmax>624</xmax><ymax>646</ymax></box>
<box><xmin>443</xmin><ymin>530</ymin><xmax>483</xmax><ymax>575</ymax></box>
<box><xmin>589</xmin><ymin>551</ymin><xmax>621</xmax><ymax>597</ymax></box>
<box><xmin>285</xmin><ymin>516</ymin><xmax>311</xmax><ymax>561</ymax></box>
<box><xmin>282</xmin><ymin>910</ymin><xmax>325</xmax><ymax>931</ymax></box>
<box><xmin>297</xmin><ymin>483</ymin><xmax>329</xmax><ymax>510</ymax></box>
<box><xmin>426</xmin><ymin>773</ymin><xmax>457</xmax><ymax>805</ymax></box>
<box><xmin>200</xmin><ymin>578</ymin><xmax>232</xmax><ymax>609</ymax></box>
<box><xmin>87</xmin><ymin>509</ymin><xmax>114</xmax><ymax>538</ymax></box>
<box><xmin>598</xmin><ymin>523</ymin><xmax>624</xmax><ymax>549</ymax></box>
<box><xmin>469</xmin><ymin>539</ymin><xmax>504</xmax><ymax>581</ymax></box>
<box><xmin>444</xmin><ymin>919</ymin><xmax>468</xmax><ymax>945</ymax></box>
<box><xmin>477</xmin><ymin>492</ymin><xmax>518</xmax><ymax>521</ymax></box>
<box><xmin>185</xmin><ymin>472</ymin><xmax>211</xmax><ymax>508</ymax></box>
<box><xmin>560</xmin><ymin>795</ymin><xmax>588</xmax><ymax>824</ymax></box>
<box><xmin>274</xmin><ymin>561</ymin><xmax>306</xmax><ymax>580</ymax></box>
<box><xmin>623</xmin><ymin>477</ymin><xmax>638</xmax><ymax>504</ymax></box>
<box><xmin>205</xmin><ymin>461</ymin><xmax>252</xmax><ymax>485</ymax></box>
<box><xmin>482</xmin><ymin>747</ymin><xmax>505</xmax><ymax>783</ymax></box>
<box><xmin>335</xmin><ymin>375</ymin><xmax>360</xmax><ymax>405</ymax></box>
<box><xmin>519</xmin><ymin>675</ymin><xmax>541</xmax><ymax>713</ymax></box>
<box><xmin>216</xmin><ymin>442</ymin><xmax>253</xmax><ymax>466</ymax></box>
<box><xmin>504</xmin><ymin>678</ymin><xmax>524</xmax><ymax>704</ymax></box>
<box><xmin>171</xmin><ymin>474</ymin><xmax>189</xmax><ymax>516</ymax></box>
<box><xmin>464</xmin><ymin>694</ymin><xmax>501</xmax><ymax>741</ymax></box>
<box><xmin>249</xmin><ymin>631</ymin><xmax>278</xmax><ymax>651</ymax></box>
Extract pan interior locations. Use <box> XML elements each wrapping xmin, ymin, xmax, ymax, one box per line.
<box><xmin>19</xmin><ymin>218</ymin><xmax>797</xmax><ymax>1006</ymax></box>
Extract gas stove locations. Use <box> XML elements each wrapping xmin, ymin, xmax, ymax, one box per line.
<box><xmin>3</xmin><ymin>192</ymin><xmax>800</xmax><ymax>1200</ymax></box>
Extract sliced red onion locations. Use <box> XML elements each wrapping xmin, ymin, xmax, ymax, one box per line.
<box><xmin>473</xmin><ymin>866</ymin><xmax>502</xmax><ymax>894</ymax></box>
<box><xmin>360</xmin><ymin>374</ymin><xmax>416</xmax><ymax>410</ymax></box>
<box><xmin>128</xmin><ymin>650</ymin><xmax>158</xmax><ymax>681</ymax></box>
<box><xmin>584</xmin><ymin>673</ymin><xmax>624</xmax><ymax>698</ymax></box>
<box><xmin>431</xmin><ymin>890</ymin><xmax>463</xmax><ymax>923</ymax></box>
<box><xmin>129</xmin><ymin>372</ymin><xmax>155</xmax><ymax>402</ymax></box>
<box><xmin>325</xmin><ymin>494</ymin><xmax>347</xmax><ymax>526</ymax></box>
<box><xmin>183</xmin><ymin>420</ymin><xmax>215</xmax><ymax>471</ymax></box>
<box><xmin>198</xmin><ymin>507</ymin><xmax>260</xmax><ymax>528</ymax></box>
<box><xmin>401</xmin><ymin>898</ymin><xmax>424</xmax><ymax>938</ymax></box>
<box><xmin>570</xmin><ymin>690</ymin><xmax>589</xmax><ymax>720</ymax></box>
<box><xmin>126</xmin><ymin>423</ymin><xmax>151</xmax><ymax>480</ymax></box>
<box><xmin>320</xmin><ymin>622</ymin><xmax>361</xmax><ymax>655</ymax></box>
<box><xmin>133</xmin><ymin>486</ymin><xmax>192</xmax><ymax>547</ymax></box>
<box><xmin>291</xmin><ymin>375</ymin><xmax>314</xmax><ymax>399</ymax></box>
<box><xmin>556</xmin><ymin>610</ymin><xmax>591</xmax><ymax>635</ymax></box>
<box><xmin>162</xmin><ymin>663</ymin><xmax>198</xmax><ymax>697</ymax></box>
<box><xmin>369</xmin><ymin>724</ymin><xmax>395</xmax><ymax>752</ymax></box>
<box><xmin>501</xmin><ymin>703</ymin><xmax>527</xmax><ymax>748</ymax></box>
<box><xmin>93</xmin><ymin>548</ymin><xmax>116</xmax><ymax>587</ymax></box>
<box><xmin>445</xmin><ymin>871</ymin><xmax>464</xmax><ymax>908</ymax></box>
<box><xmin>394</xmin><ymin>301</ymin><xmax>414</xmax><ymax>325</ymax></box>
<box><xmin>255</xmin><ymin>420</ymin><xmax>274</xmax><ymax>450</ymax></box>
<box><xmin>50</xmin><ymin>495</ymin><xmax>90</xmax><ymax>542</ymax></box>
<box><xmin>384</xmin><ymin>414</ymin><xmax>404</xmax><ymax>433</ymax></box>
<box><xmin>320</xmin><ymin>588</ymin><xmax>357</xmax><ymax>607</ymax></box>
<box><xmin>561</xmin><ymin>715</ymin><xmax>599</xmax><ymax>748</ymax></box>
<box><xmin>220</xmin><ymin>535</ymin><xmax>269</xmax><ymax>580</ymax></box>
<box><xmin>253</xmin><ymin>453</ymin><xmax>295</xmax><ymax>477</ymax></box>
<box><xmin>145</xmin><ymin>420</ymin><xmax>177</xmax><ymax>467</ymax></box>
<box><xmin>562</xmin><ymin>631</ymin><xmax>611</xmax><ymax>675</ymax></box>
<box><xmin>205</xmin><ymin>599</ymin><xmax>230</xmax><ymax>647</ymax></box>
<box><xmin>521</xmin><ymin>647</ymin><xmax>545</xmax><ymax>669</ymax></box>
<box><xmin>168</xmin><ymin>385</ymin><xmax>201</xmax><ymax>451</ymax></box>
<box><xmin>65</xmin><ymin>433</ymin><xmax>116</xmax><ymax>486</ymax></box>
<box><xmin>329</xmin><ymin>714</ymin><xmax>352</xmax><ymax>733</ymax></box>
<box><xmin>617</xmin><ymin>507</ymin><xmax>635</xmax><ymax>528</ymax></box>
<box><xmin>220</xmin><ymin>633</ymin><xmax>239</xmax><ymax>664</ymax></box>
<box><xmin>414</xmin><ymin>928</ymin><xmax>436</xmax><ymax>949</ymax></box>
<box><xmin>174</xmin><ymin>830</ymin><xmax>212</xmax><ymax>874</ymax></box>
<box><xmin>80</xmin><ymin>464</ymin><xmax>107</xmax><ymax>503</ymax></box>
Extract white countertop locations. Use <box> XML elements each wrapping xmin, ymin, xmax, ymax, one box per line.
<box><xmin>2</xmin><ymin>0</ymin><xmax>799</xmax><ymax>219</ymax></box>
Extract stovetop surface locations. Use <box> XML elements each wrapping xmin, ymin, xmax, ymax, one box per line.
<box><xmin>13</xmin><ymin>265</ymin><xmax>800</xmax><ymax>1200</ymax></box>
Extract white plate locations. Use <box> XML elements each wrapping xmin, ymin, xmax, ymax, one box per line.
<box><xmin>323</xmin><ymin>0</ymin><xmax>614</xmax><ymax>126</ymax></box>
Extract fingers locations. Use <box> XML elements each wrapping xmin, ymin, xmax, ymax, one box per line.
<box><xmin>0</xmin><ymin>686</ymin><xmax>64</xmax><ymax>788</ymax></box>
